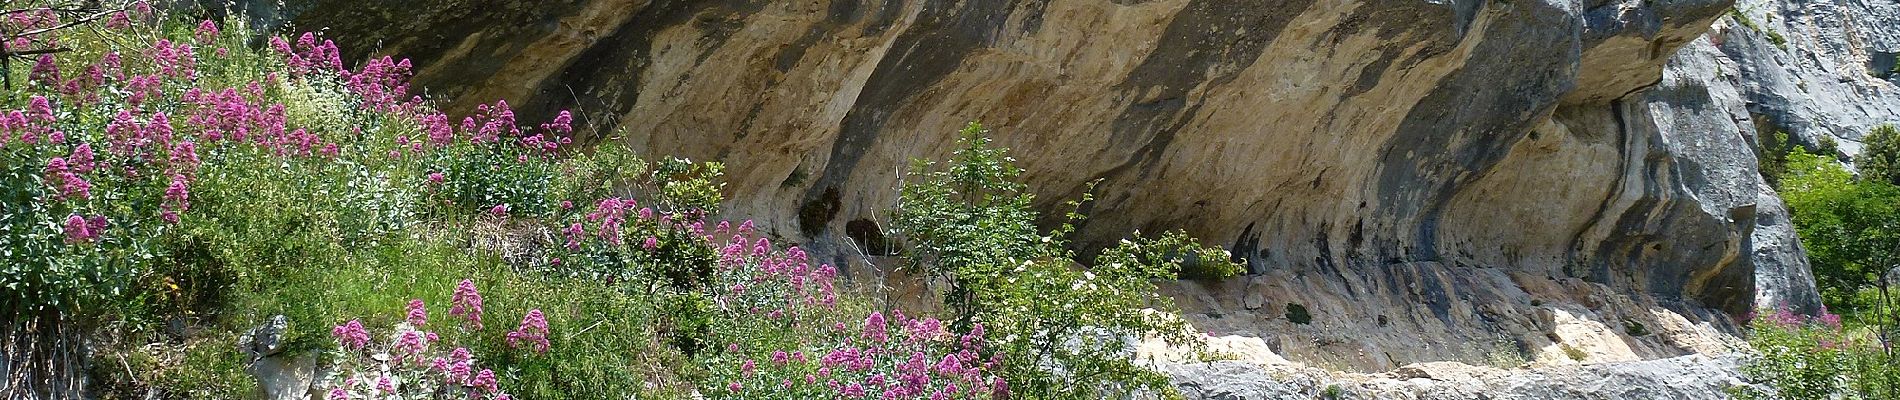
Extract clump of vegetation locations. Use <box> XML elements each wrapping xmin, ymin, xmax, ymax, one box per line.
<box><xmin>1561</xmin><ymin>345</ymin><xmax>1588</xmax><ymax>362</ymax></box>
<box><xmin>1735</xmin><ymin>306</ymin><xmax>1898</xmax><ymax>400</ymax></box>
<box><xmin>0</xmin><ymin>3</ymin><xmax>1247</xmax><ymax>398</ymax></box>
<box><xmin>1726</xmin><ymin>8</ymin><xmax>1788</xmax><ymax>49</ymax></box>
<box><xmin>1857</xmin><ymin>125</ymin><xmax>1900</xmax><ymax>185</ymax></box>
<box><xmin>1624</xmin><ymin>319</ymin><xmax>1650</xmax><ymax>337</ymax></box>
<box><xmin>1322</xmin><ymin>384</ymin><xmax>1344</xmax><ymax>399</ymax></box>
<box><xmin>1285</xmin><ymin>303</ymin><xmax>1313</xmax><ymax>325</ymax></box>
<box><xmin>892</xmin><ymin>122</ymin><xmax>1242</xmax><ymax>397</ymax></box>
<box><xmin>1779</xmin><ymin>146</ymin><xmax>1900</xmax><ymax>317</ymax></box>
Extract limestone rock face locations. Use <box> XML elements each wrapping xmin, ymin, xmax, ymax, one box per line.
<box><xmin>1162</xmin><ymin>354</ymin><xmax>1763</xmax><ymax>400</ymax></box>
<box><xmin>249</xmin><ymin>0</ymin><xmax>1829</xmax><ymax>370</ymax></box>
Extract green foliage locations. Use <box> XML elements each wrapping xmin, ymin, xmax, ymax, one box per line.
<box><xmin>1727</xmin><ymin>8</ymin><xmax>1787</xmax><ymax>49</ymax></box>
<box><xmin>1111</xmin><ymin>230</ymin><xmax>1245</xmax><ymax>280</ymax></box>
<box><xmin>1322</xmin><ymin>384</ymin><xmax>1344</xmax><ymax>400</ymax></box>
<box><xmin>1625</xmin><ymin>319</ymin><xmax>1650</xmax><ymax>337</ymax></box>
<box><xmin>892</xmin><ymin>122</ymin><xmax>1051</xmax><ymax>326</ymax></box>
<box><xmin>1285</xmin><ymin>303</ymin><xmax>1312</xmax><ymax>325</ymax></box>
<box><xmin>1760</xmin><ymin>131</ymin><xmax>1796</xmax><ymax>186</ymax></box>
<box><xmin>1858</xmin><ymin>125</ymin><xmax>1900</xmax><ymax>186</ymax></box>
<box><xmin>1562</xmin><ymin>344</ymin><xmax>1588</xmax><ymax>362</ymax></box>
<box><xmin>1780</xmin><ymin>149</ymin><xmax>1900</xmax><ymax>316</ymax></box>
<box><xmin>892</xmin><ymin>122</ymin><xmax>1236</xmax><ymax>398</ymax></box>
<box><xmin>429</xmin><ymin>142</ymin><xmax>557</xmax><ymax>216</ymax></box>
<box><xmin>1736</xmin><ymin>311</ymin><xmax>1899</xmax><ymax>400</ymax></box>
<box><xmin>153</xmin><ymin>338</ymin><xmax>259</xmax><ymax>398</ymax></box>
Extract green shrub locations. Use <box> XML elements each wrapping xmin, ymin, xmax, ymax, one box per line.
<box><xmin>1285</xmin><ymin>303</ymin><xmax>1312</xmax><ymax>325</ymax></box>
<box><xmin>1856</xmin><ymin>125</ymin><xmax>1900</xmax><ymax>186</ymax></box>
<box><xmin>1737</xmin><ymin>308</ymin><xmax>1899</xmax><ymax>400</ymax></box>
<box><xmin>892</xmin><ymin>122</ymin><xmax>1237</xmax><ymax>398</ymax></box>
<box><xmin>1561</xmin><ymin>344</ymin><xmax>1588</xmax><ymax>362</ymax></box>
<box><xmin>1781</xmin><ymin>149</ymin><xmax>1900</xmax><ymax>316</ymax></box>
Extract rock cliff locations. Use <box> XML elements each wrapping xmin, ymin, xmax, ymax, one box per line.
<box><xmin>246</xmin><ymin>0</ymin><xmax>1840</xmax><ymax>378</ymax></box>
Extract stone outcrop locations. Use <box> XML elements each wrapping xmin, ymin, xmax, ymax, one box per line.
<box><xmin>1162</xmin><ymin>353</ymin><xmax>1763</xmax><ymax>400</ymax></box>
<box><xmin>245</xmin><ymin>0</ymin><xmax>1833</xmax><ymax>374</ymax></box>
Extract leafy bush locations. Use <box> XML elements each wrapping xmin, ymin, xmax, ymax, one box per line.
<box><xmin>892</xmin><ymin>122</ymin><xmax>1239</xmax><ymax>398</ymax></box>
<box><xmin>694</xmin><ymin>234</ymin><xmax>1006</xmax><ymax>398</ymax></box>
<box><xmin>1856</xmin><ymin>125</ymin><xmax>1900</xmax><ymax>186</ymax></box>
<box><xmin>1736</xmin><ymin>306</ymin><xmax>1899</xmax><ymax>400</ymax></box>
<box><xmin>1780</xmin><ymin>149</ymin><xmax>1900</xmax><ymax>316</ymax></box>
<box><xmin>1285</xmin><ymin>303</ymin><xmax>1312</xmax><ymax>325</ymax></box>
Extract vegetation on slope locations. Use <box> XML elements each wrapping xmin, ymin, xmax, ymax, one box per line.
<box><xmin>0</xmin><ymin>2</ymin><xmax>1241</xmax><ymax>399</ymax></box>
<box><xmin>1748</xmin><ymin>132</ymin><xmax>1900</xmax><ymax>399</ymax></box>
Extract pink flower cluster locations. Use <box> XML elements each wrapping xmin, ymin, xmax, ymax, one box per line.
<box><xmin>331</xmin><ymin>319</ymin><xmax>371</xmax><ymax>351</ymax></box>
<box><xmin>194</xmin><ymin>20</ymin><xmax>219</xmax><ymax>45</ymax></box>
<box><xmin>43</xmin><ymin>155</ymin><xmax>92</xmax><ymax>200</ymax></box>
<box><xmin>340</xmin><ymin>55</ymin><xmax>415</xmax><ymax>112</ymax></box>
<box><xmin>583</xmin><ymin>197</ymin><xmax>637</xmax><ymax>245</ymax></box>
<box><xmin>321</xmin><ymin>282</ymin><xmax>519</xmax><ymax>400</ymax></box>
<box><xmin>104</xmin><ymin>1</ymin><xmax>156</xmax><ymax>30</ymax></box>
<box><xmin>461</xmin><ymin>100</ymin><xmax>520</xmax><ymax>144</ymax></box>
<box><xmin>505</xmin><ymin>309</ymin><xmax>550</xmax><ymax>354</ymax></box>
<box><xmin>407</xmin><ymin>299</ymin><xmax>429</xmax><ymax>326</ymax></box>
<box><xmin>149</xmin><ymin>39</ymin><xmax>197</xmax><ymax>80</ymax></box>
<box><xmin>271</xmin><ymin>32</ymin><xmax>345</xmax><ymax>75</ymax></box>
<box><xmin>1755</xmin><ymin>303</ymin><xmax>1845</xmax><ymax>331</ymax></box>
<box><xmin>721</xmin><ymin>310</ymin><xmax>1003</xmax><ymax>399</ymax></box>
<box><xmin>61</xmin><ymin>214</ymin><xmax>106</xmax><ymax>244</ymax></box>
<box><xmin>1</xmin><ymin>95</ymin><xmax>60</xmax><ymax>146</ymax></box>
<box><xmin>449</xmin><ymin>279</ymin><xmax>485</xmax><ymax>330</ymax></box>
<box><xmin>698</xmin><ymin>220</ymin><xmax>998</xmax><ymax>399</ymax></box>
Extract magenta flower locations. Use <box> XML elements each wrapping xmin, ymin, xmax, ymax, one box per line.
<box><xmin>470</xmin><ymin>369</ymin><xmax>499</xmax><ymax>394</ymax></box>
<box><xmin>445</xmin><ymin>347</ymin><xmax>473</xmax><ymax>383</ymax></box>
<box><xmin>330</xmin><ymin>319</ymin><xmax>371</xmax><ymax>351</ymax></box>
<box><xmin>394</xmin><ymin>330</ymin><xmax>428</xmax><ymax>358</ymax></box>
<box><xmin>62</xmin><ymin>214</ymin><xmax>92</xmax><ymax>244</ymax></box>
<box><xmin>505</xmin><ymin>309</ymin><xmax>550</xmax><ymax>354</ymax></box>
<box><xmin>426</xmin><ymin>172</ymin><xmax>444</xmax><ymax>185</ymax></box>
<box><xmin>44</xmin><ymin>157</ymin><xmax>92</xmax><ymax>200</ymax></box>
<box><xmin>543</xmin><ymin>110</ymin><xmax>573</xmax><ymax>135</ymax></box>
<box><xmin>168</xmin><ymin>140</ymin><xmax>199</xmax><ymax>175</ymax></box>
<box><xmin>562</xmin><ymin>223</ymin><xmax>584</xmax><ymax>250</ymax></box>
<box><xmin>375</xmin><ymin>374</ymin><xmax>394</xmax><ymax>394</ymax></box>
<box><xmin>863</xmin><ymin>312</ymin><xmax>889</xmax><ymax>343</ymax></box>
<box><xmin>406</xmin><ymin>299</ymin><xmax>428</xmax><ymax>326</ymax></box>
<box><xmin>643</xmin><ymin>236</ymin><xmax>658</xmax><ymax>250</ymax></box>
<box><xmin>194</xmin><ymin>20</ymin><xmax>219</xmax><ymax>44</ymax></box>
<box><xmin>448</xmin><ymin>279</ymin><xmax>484</xmax><ymax>330</ymax></box>
<box><xmin>325</xmin><ymin>387</ymin><xmax>348</xmax><ymax>400</ymax></box>
<box><xmin>28</xmin><ymin>95</ymin><xmax>54</xmax><ymax>123</ymax></box>
<box><xmin>161</xmin><ymin>174</ymin><xmax>190</xmax><ymax>223</ymax></box>
<box><xmin>489</xmin><ymin>203</ymin><xmax>509</xmax><ymax>218</ymax></box>
<box><xmin>68</xmin><ymin>144</ymin><xmax>96</xmax><ymax>173</ymax></box>
<box><xmin>105</xmin><ymin>12</ymin><xmax>131</xmax><ymax>29</ymax></box>
<box><xmin>30</xmin><ymin>54</ymin><xmax>58</xmax><ymax>84</ymax></box>
<box><xmin>421</xmin><ymin>112</ymin><xmax>453</xmax><ymax>146</ymax></box>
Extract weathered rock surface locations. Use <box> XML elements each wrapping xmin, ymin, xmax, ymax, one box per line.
<box><xmin>1680</xmin><ymin>0</ymin><xmax>1900</xmax><ymax>313</ymax></box>
<box><xmin>1716</xmin><ymin>0</ymin><xmax>1900</xmax><ymax>156</ymax></box>
<box><xmin>248</xmin><ymin>0</ymin><xmax>1828</xmax><ymax>375</ymax></box>
<box><xmin>1162</xmin><ymin>353</ymin><xmax>1762</xmax><ymax>400</ymax></box>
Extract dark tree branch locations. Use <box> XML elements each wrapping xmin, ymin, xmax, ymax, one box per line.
<box><xmin>1</xmin><ymin>47</ymin><xmax>67</xmax><ymax>57</ymax></box>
